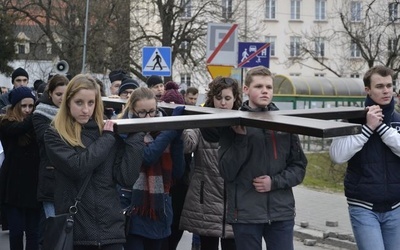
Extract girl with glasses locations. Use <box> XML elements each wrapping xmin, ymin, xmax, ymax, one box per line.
<box><xmin>118</xmin><ymin>87</ymin><xmax>185</xmax><ymax>250</ymax></box>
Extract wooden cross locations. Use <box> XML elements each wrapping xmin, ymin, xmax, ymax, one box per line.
<box><xmin>102</xmin><ymin>97</ymin><xmax>365</xmax><ymax>138</ymax></box>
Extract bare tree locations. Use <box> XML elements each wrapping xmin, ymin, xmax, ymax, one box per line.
<box><xmin>3</xmin><ymin>0</ymin><xmax>130</xmax><ymax>76</ymax></box>
<box><xmin>288</xmin><ymin>0</ymin><xmax>400</xmax><ymax>79</ymax></box>
<box><xmin>0</xmin><ymin>3</ymin><xmax>17</xmax><ymax>75</ymax></box>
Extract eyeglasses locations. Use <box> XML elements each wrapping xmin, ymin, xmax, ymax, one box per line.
<box><xmin>222</xmin><ymin>77</ymin><xmax>234</xmax><ymax>86</ymax></box>
<box><xmin>120</xmin><ymin>90</ymin><xmax>134</xmax><ymax>97</ymax></box>
<box><xmin>132</xmin><ymin>108</ymin><xmax>158</xmax><ymax>118</ymax></box>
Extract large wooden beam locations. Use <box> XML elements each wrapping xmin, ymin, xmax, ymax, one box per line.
<box><xmin>103</xmin><ymin>97</ymin><xmax>364</xmax><ymax>138</ymax></box>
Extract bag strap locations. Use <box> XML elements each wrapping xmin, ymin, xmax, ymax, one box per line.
<box><xmin>69</xmin><ymin>173</ymin><xmax>92</xmax><ymax>215</ymax></box>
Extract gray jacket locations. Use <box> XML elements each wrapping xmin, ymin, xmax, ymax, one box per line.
<box><xmin>180</xmin><ymin>128</ymin><xmax>234</xmax><ymax>238</ymax></box>
<box><xmin>218</xmin><ymin>101</ymin><xmax>307</xmax><ymax>224</ymax></box>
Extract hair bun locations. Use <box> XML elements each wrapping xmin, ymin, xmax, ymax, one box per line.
<box><xmin>164</xmin><ymin>81</ymin><xmax>179</xmax><ymax>90</ymax></box>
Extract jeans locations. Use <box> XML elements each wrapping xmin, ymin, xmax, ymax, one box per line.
<box><xmin>6</xmin><ymin>205</ymin><xmax>40</xmax><ymax>250</ymax></box>
<box><xmin>349</xmin><ymin>205</ymin><xmax>400</xmax><ymax>250</ymax></box>
<box><xmin>232</xmin><ymin>220</ymin><xmax>294</xmax><ymax>250</ymax></box>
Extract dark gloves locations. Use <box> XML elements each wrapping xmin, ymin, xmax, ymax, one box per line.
<box><xmin>171</xmin><ymin>106</ymin><xmax>185</xmax><ymax>116</ymax></box>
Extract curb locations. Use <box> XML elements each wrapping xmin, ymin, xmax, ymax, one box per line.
<box><xmin>294</xmin><ymin>225</ymin><xmax>357</xmax><ymax>250</ymax></box>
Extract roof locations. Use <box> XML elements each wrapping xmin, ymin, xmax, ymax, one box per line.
<box><xmin>274</xmin><ymin>75</ymin><xmax>365</xmax><ymax>97</ymax></box>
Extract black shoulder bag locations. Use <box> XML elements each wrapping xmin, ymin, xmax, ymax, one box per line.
<box><xmin>42</xmin><ymin>174</ymin><xmax>92</xmax><ymax>250</ymax></box>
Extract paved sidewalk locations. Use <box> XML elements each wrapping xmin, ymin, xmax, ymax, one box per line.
<box><xmin>294</xmin><ymin>186</ymin><xmax>357</xmax><ymax>249</ymax></box>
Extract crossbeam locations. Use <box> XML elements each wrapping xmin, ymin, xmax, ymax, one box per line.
<box><xmin>102</xmin><ymin>97</ymin><xmax>365</xmax><ymax>138</ymax></box>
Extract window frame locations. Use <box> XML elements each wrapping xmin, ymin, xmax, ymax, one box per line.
<box><xmin>291</xmin><ymin>0</ymin><xmax>301</xmax><ymax>20</ymax></box>
<box><xmin>265</xmin><ymin>0</ymin><xmax>276</xmax><ymax>19</ymax></box>
<box><xmin>265</xmin><ymin>36</ymin><xmax>276</xmax><ymax>56</ymax></box>
<box><xmin>290</xmin><ymin>36</ymin><xmax>301</xmax><ymax>57</ymax></box>
<box><xmin>222</xmin><ymin>0</ymin><xmax>233</xmax><ymax>19</ymax></box>
<box><xmin>315</xmin><ymin>0</ymin><xmax>326</xmax><ymax>20</ymax></box>
<box><xmin>350</xmin><ymin>1</ymin><xmax>362</xmax><ymax>22</ymax></box>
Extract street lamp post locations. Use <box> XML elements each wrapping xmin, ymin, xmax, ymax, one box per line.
<box><xmin>81</xmin><ymin>0</ymin><xmax>90</xmax><ymax>73</ymax></box>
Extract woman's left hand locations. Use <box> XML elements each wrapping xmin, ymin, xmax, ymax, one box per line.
<box><xmin>104</xmin><ymin>120</ymin><xmax>115</xmax><ymax>132</ymax></box>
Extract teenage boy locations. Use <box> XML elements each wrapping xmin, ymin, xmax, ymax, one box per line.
<box><xmin>330</xmin><ymin>65</ymin><xmax>400</xmax><ymax>250</ymax></box>
<box><xmin>218</xmin><ymin>66</ymin><xmax>307</xmax><ymax>250</ymax></box>
<box><xmin>146</xmin><ymin>75</ymin><xmax>165</xmax><ymax>101</ymax></box>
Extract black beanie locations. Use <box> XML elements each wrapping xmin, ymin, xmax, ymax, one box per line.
<box><xmin>146</xmin><ymin>75</ymin><xmax>163</xmax><ymax>88</ymax></box>
<box><xmin>11</xmin><ymin>67</ymin><xmax>29</xmax><ymax>84</ymax></box>
<box><xmin>109</xmin><ymin>69</ymin><xmax>127</xmax><ymax>83</ymax></box>
<box><xmin>34</xmin><ymin>79</ymin><xmax>45</xmax><ymax>91</ymax></box>
<box><xmin>118</xmin><ymin>78</ymin><xmax>139</xmax><ymax>96</ymax></box>
<box><xmin>8</xmin><ymin>86</ymin><xmax>36</xmax><ymax>107</ymax></box>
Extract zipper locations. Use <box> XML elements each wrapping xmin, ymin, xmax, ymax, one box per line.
<box><xmin>270</xmin><ymin>131</ymin><xmax>278</xmax><ymax>160</ymax></box>
<box><xmin>200</xmin><ymin>181</ymin><xmax>204</xmax><ymax>204</ymax></box>
<box><xmin>222</xmin><ymin>183</ymin><xmax>227</xmax><ymax>237</ymax></box>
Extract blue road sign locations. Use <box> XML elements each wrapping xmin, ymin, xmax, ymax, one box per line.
<box><xmin>142</xmin><ymin>47</ymin><xmax>172</xmax><ymax>76</ymax></box>
<box><xmin>238</xmin><ymin>42</ymin><xmax>270</xmax><ymax>68</ymax></box>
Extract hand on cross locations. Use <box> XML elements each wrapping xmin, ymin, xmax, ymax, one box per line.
<box><xmin>365</xmin><ymin>105</ymin><xmax>383</xmax><ymax>130</ymax></box>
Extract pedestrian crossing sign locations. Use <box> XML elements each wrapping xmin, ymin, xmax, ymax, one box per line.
<box><xmin>142</xmin><ymin>46</ymin><xmax>172</xmax><ymax>76</ymax></box>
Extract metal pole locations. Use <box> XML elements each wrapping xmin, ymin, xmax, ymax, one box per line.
<box><xmin>81</xmin><ymin>0</ymin><xmax>90</xmax><ymax>73</ymax></box>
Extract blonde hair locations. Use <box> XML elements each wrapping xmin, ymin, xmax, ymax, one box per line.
<box><xmin>53</xmin><ymin>74</ymin><xmax>104</xmax><ymax>147</ymax></box>
<box><xmin>118</xmin><ymin>87</ymin><xmax>156</xmax><ymax>118</ymax></box>
<box><xmin>244</xmin><ymin>66</ymin><xmax>273</xmax><ymax>87</ymax></box>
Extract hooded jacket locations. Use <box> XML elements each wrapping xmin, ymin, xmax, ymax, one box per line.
<box><xmin>44</xmin><ymin>119</ymin><xmax>144</xmax><ymax>246</ymax></box>
<box><xmin>218</xmin><ymin>101</ymin><xmax>307</xmax><ymax>224</ymax></box>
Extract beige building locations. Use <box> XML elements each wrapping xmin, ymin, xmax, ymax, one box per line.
<box><xmin>149</xmin><ymin>0</ymin><xmax>399</xmax><ymax>91</ymax></box>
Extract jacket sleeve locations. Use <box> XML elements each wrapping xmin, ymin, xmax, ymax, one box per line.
<box><xmin>329</xmin><ymin>124</ymin><xmax>370</xmax><ymax>164</ymax></box>
<box><xmin>143</xmin><ymin>130</ymin><xmax>179</xmax><ymax>165</ymax></box>
<box><xmin>44</xmin><ymin>128</ymin><xmax>116</xmax><ymax>180</ymax></box>
<box><xmin>270</xmin><ymin>134</ymin><xmax>307</xmax><ymax>190</ymax></box>
<box><xmin>376</xmin><ymin>123</ymin><xmax>400</xmax><ymax>157</ymax></box>
<box><xmin>218</xmin><ymin>127</ymin><xmax>248</xmax><ymax>182</ymax></box>
<box><xmin>1</xmin><ymin>115</ymin><xmax>34</xmax><ymax>136</ymax></box>
<box><xmin>182</xmin><ymin>129</ymin><xmax>200</xmax><ymax>154</ymax></box>
<box><xmin>32</xmin><ymin>113</ymin><xmax>49</xmax><ymax>146</ymax></box>
<box><xmin>113</xmin><ymin>132</ymin><xmax>145</xmax><ymax>187</ymax></box>
<box><xmin>170</xmin><ymin>134</ymin><xmax>185</xmax><ymax>179</ymax></box>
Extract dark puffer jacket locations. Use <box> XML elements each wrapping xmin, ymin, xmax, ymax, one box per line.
<box><xmin>44</xmin><ymin>120</ymin><xmax>144</xmax><ymax>246</ymax></box>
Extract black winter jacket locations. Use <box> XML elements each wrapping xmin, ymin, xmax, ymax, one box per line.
<box><xmin>0</xmin><ymin>115</ymin><xmax>40</xmax><ymax>209</ymax></box>
<box><xmin>33</xmin><ymin>93</ymin><xmax>58</xmax><ymax>202</ymax></box>
<box><xmin>218</xmin><ymin>101</ymin><xmax>307</xmax><ymax>224</ymax></box>
<box><xmin>44</xmin><ymin>120</ymin><xmax>144</xmax><ymax>246</ymax></box>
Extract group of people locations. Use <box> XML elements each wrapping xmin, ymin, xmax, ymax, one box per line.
<box><xmin>0</xmin><ymin>63</ymin><xmax>397</xmax><ymax>250</ymax></box>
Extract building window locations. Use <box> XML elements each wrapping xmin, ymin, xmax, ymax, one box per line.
<box><xmin>350</xmin><ymin>73</ymin><xmax>360</xmax><ymax>78</ymax></box>
<box><xmin>222</xmin><ymin>0</ymin><xmax>233</xmax><ymax>19</ymax></box>
<box><xmin>350</xmin><ymin>1</ymin><xmax>362</xmax><ymax>22</ymax></box>
<box><xmin>291</xmin><ymin>0</ymin><xmax>301</xmax><ymax>20</ymax></box>
<box><xmin>290</xmin><ymin>73</ymin><xmax>301</xmax><ymax>76</ymax></box>
<box><xmin>181</xmin><ymin>0</ymin><xmax>192</xmax><ymax>18</ymax></box>
<box><xmin>181</xmin><ymin>41</ymin><xmax>189</xmax><ymax>50</ymax></box>
<box><xmin>315</xmin><ymin>37</ymin><xmax>325</xmax><ymax>57</ymax></box>
<box><xmin>315</xmin><ymin>0</ymin><xmax>326</xmax><ymax>20</ymax></box>
<box><xmin>389</xmin><ymin>38</ymin><xmax>397</xmax><ymax>52</ymax></box>
<box><xmin>290</xmin><ymin>36</ymin><xmax>301</xmax><ymax>57</ymax></box>
<box><xmin>265</xmin><ymin>36</ymin><xmax>276</xmax><ymax>56</ymax></box>
<box><xmin>46</xmin><ymin>41</ymin><xmax>52</xmax><ymax>54</ymax></box>
<box><xmin>181</xmin><ymin>73</ymin><xmax>191</xmax><ymax>86</ymax></box>
<box><xmin>18</xmin><ymin>44</ymin><xmax>25</xmax><ymax>54</ymax></box>
<box><xmin>389</xmin><ymin>2</ymin><xmax>398</xmax><ymax>21</ymax></box>
<box><xmin>265</xmin><ymin>0</ymin><xmax>276</xmax><ymax>19</ymax></box>
<box><xmin>350</xmin><ymin>42</ymin><xmax>361</xmax><ymax>58</ymax></box>
<box><xmin>315</xmin><ymin>73</ymin><xmax>325</xmax><ymax>77</ymax></box>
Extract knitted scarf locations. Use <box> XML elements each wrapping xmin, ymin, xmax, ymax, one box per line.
<box><xmin>364</xmin><ymin>95</ymin><xmax>394</xmax><ymax>126</ymax></box>
<box><xmin>130</xmin><ymin>132</ymin><xmax>173</xmax><ymax>220</ymax></box>
<box><xmin>34</xmin><ymin>103</ymin><xmax>58</xmax><ymax>120</ymax></box>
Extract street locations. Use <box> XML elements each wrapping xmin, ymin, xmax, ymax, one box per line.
<box><xmin>0</xmin><ymin>229</ymin><xmax>349</xmax><ymax>250</ymax></box>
